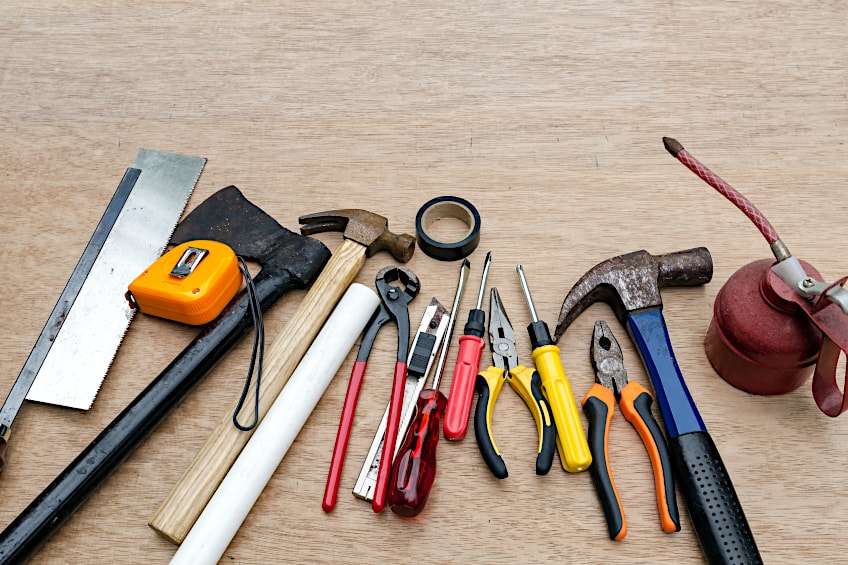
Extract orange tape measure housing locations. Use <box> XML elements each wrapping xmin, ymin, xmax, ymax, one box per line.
<box><xmin>127</xmin><ymin>240</ymin><xmax>241</xmax><ymax>325</ymax></box>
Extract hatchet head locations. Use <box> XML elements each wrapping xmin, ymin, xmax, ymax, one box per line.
<box><xmin>171</xmin><ymin>186</ymin><xmax>331</xmax><ymax>286</ymax></box>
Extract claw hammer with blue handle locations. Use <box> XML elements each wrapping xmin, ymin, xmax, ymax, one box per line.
<box><xmin>554</xmin><ymin>248</ymin><xmax>762</xmax><ymax>565</ymax></box>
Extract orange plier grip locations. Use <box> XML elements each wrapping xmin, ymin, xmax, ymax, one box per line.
<box><xmin>582</xmin><ymin>381</ymin><xmax>680</xmax><ymax>540</ymax></box>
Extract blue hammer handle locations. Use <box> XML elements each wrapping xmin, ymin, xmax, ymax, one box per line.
<box><xmin>627</xmin><ymin>308</ymin><xmax>761</xmax><ymax>565</ymax></box>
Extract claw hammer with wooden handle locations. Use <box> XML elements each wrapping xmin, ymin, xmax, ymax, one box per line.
<box><xmin>149</xmin><ymin>209</ymin><xmax>415</xmax><ymax>545</ymax></box>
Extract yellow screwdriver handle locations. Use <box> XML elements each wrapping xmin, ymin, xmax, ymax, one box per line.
<box><xmin>532</xmin><ymin>344</ymin><xmax>592</xmax><ymax>473</ymax></box>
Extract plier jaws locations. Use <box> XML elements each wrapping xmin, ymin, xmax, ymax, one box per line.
<box><xmin>488</xmin><ymin>288</ymin><xmax>518</xmax><ymax>372</ymax></box>
<box><xmin>590</xmin><ymin>320</ymin><xmax>628</xmax><ymax>396</ymax></box>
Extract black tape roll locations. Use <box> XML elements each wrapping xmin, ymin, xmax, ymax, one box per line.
<box><xmin>415</xmin><ymin>196</ymin><xmax>481</xmax><ymax>261</ymax></box>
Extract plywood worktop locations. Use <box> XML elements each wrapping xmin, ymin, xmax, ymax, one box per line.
<box><xmin>1</xmin><ymin>2</ymin><xmax>847</xmax><ymax>563</ymax></box>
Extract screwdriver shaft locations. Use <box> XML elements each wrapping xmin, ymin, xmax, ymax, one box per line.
<box><xmin>431</xmin><ymin>260</ymin><xmax>470</xmax><ymax>391</ymax></box>
<box><xmin>516</xmin><ymin>264</ymin><xmax>539</xmax><ymax>322</ymax></box>
<box><xmin>474</xmin><ymin>252</ymin><xmax>493</xmax><ymax>309</ymax></box>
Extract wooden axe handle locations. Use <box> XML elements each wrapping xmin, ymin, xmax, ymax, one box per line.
<box><xmin>149</xmin><ymin>238</ymin><xmax>366</xmax><ymax>544</ymax></box>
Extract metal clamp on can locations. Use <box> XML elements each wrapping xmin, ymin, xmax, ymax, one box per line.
<box><xmin>415</xmin><ymin>196</ymin><xmax>481</xmax><ymax>261</ymax></box>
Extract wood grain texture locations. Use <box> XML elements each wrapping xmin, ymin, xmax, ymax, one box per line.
<box><xmin>0</xmin><ymin>2</ymin><xmax>847</xmax><ymax>563</ymax></box>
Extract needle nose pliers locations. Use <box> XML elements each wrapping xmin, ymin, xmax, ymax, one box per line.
<box><xmin>582</xmin><ymin>319</ymin><xmax>681</xmax><ymax>540</ymax></box>
<box><xmin>473</xmin><ymin>287</ymin><xmax>557</xmax><ymax>479</ymax></box>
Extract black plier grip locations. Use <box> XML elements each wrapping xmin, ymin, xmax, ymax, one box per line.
<box><xmin>475</xmin><ymin>365</ymin><xmax>556</xmax><ymax>479</ymax></box>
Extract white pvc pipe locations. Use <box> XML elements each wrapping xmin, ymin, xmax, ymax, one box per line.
<box><xmin>170</xmin><ymin>283</ymin><xmax>380</xmax><ymax>565</ymax></box>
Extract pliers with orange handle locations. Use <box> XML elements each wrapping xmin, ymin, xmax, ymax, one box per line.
<box><xmin>582</xmin><ymin>320</ymin><xmax>681</xmax><ymax>540</ymax></box>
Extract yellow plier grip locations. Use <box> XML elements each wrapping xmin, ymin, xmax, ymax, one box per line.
<box><xmin>473</xmin><ymin>365</ymin><xmax>557</xmax><ymax>479</ymax></box>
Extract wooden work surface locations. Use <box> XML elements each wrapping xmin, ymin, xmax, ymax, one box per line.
<box><xmin>1</xmin><ymin>2</ymin><xmax>847</xmax><ymax>563</ymax></box>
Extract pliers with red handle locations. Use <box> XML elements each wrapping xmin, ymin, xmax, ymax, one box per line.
<box><xmin>323</xmin><ymin>266</ymin><xmax>419</xmax><ymax>513</ymax></box>
<box><xmin>582</xmin><ymin>319</ymin><xmax>681</xmax><ymax>540</ymax></box>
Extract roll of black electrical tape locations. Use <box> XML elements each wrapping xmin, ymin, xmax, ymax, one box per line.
<box><xmin>415</xmin><ymin>196</ymin><xmax>481</xmax><ymax>261</ymax></box>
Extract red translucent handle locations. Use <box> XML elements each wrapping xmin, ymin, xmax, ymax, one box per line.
<box><xmin>322</xmin><ymin>360</ymin><xmax>367</xmax><ymax>512</ymax></box>
<box><xmin>443</xmin><ymin>335</ymin><xmax>485</xmax><ymax>441</ymax></box>
<box><xmin>388</xmin><ymin>389</ymin><xmax>447</xmax><ymax>517</ymax></box>
<box><xmin>372</xmin><ymin>361</ymin><xmax>408</xmax><ymax>513</ymax></box>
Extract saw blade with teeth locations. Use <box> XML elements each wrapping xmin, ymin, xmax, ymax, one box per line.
<box><xmin>1</xmin><ymin>150</ymin><xmax>205</xmax><ymax>415</ymax></box>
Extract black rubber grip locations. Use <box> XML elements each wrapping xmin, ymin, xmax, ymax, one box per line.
<box><xmin>474</xmin><ymin>374</ymin><xmax>508</xmax><ymax>479</ymax></box>
<box><xmin>583</xmin><ymin>395</ymin><xmax>624</xmax><ymax>540</ymax></box>
<box><xmin>528</xmin><ymin>371</ymin><xmax>556</xmax><ymax>476</ymax></box>
<box><xmin>669</xmin><ymin>431</ymin><xmax>762</xmax><ymax>565</ymax></box>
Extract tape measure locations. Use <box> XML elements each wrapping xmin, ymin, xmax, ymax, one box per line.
<box><xmin>126</xmin><ymin>240</ymin><xmax>242</xmax><ymax>325</ymax></box>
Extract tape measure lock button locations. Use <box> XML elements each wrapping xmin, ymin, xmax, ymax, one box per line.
<box><xmin>415</xmin><ymin>196</ymin><xmax>481</xmax><ymax>261</ymax></box>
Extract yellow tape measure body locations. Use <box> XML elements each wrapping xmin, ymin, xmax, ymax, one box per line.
<box><xmin>127</xmin><ymin>240</ymin><xmax>241</xmax><ymax>325</ymax></box>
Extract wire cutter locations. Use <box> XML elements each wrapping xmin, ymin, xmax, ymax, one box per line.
<box><xmin>323</xmin><ymin>266</ymin><xmax>419</xmax><ymax>513</ymax></box>
<box><xmin>582</xmin><ymin>319</ymin><xmax>681</xmax><ymax>540</ymax></box>
<box><xmin>473</xmin><ymin>287</ymin><xmax>557</xmax><ymax>479</ymax></box>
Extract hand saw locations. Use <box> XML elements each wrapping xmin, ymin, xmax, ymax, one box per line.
<box><xmin>0</xmin><ymin>149</ymin><xmax>205</xmax><ymax>469</ymax></box>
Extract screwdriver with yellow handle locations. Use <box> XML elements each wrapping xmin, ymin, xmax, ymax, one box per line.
<box><xmin>583</xmin><ymin>319</ymin><xmax>680</xmax><ymax>540</ymax></box>
<box><xmin>515</xmin><ymin>264</ymin><xmax>591</xmax><ymax>473</ymax></box>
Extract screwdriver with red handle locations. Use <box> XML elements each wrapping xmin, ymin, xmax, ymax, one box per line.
<box><xmin>443</xmin><ymin>251</ymin><xmax>492</xmax><ymax>441</ymax></box>
<box><xmin>388</xmin><ymin>259</ymin><xmax>469</xmax><ymax>516</ymax></box>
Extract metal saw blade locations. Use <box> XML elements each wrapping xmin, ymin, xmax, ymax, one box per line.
<box><xmin>23</xmin><ymin>150</ymin><xmax>205</xmax><ymax>410</ymax></box>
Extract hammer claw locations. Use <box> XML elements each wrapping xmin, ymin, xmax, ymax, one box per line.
<box><xmin>299</xmin><ymin>209</ymin><xmax>415</xmax><ymax>263</ymax></box>
<box><xmin>554</xmin><ymin>248</ymin><xmax>713</xmax><ymax>343</ymax></box>
<box><xmin>299</xmin><ymin>218</ymin><xmax>348</xmax><ymax>236</ymax></box>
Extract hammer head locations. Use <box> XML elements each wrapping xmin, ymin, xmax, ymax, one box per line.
<box><xmin>299</xmin><ymin>209</ymin><xmax>416</xmax><ymax>262</ymax></box>
<box><xmin>554</xmin><ymin>248</ymin><xmax>713</xmax><ymax>342</ymax></box>
<box><xmin>171</xmin><ymin>186</ymin><xmax>331</xmax><ymax>285</ymax></box>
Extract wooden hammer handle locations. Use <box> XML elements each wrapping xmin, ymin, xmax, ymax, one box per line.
<box><xmin>149</xmin><ymin>238</ymin><xmax>366</xmax><ymax>544</ymax></box>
